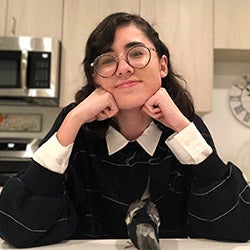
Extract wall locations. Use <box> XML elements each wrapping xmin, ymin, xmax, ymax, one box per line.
<box><xmin>203</xmin><ymin>61</ymin><xmax>250</xmax><ymax>182</ymax></box>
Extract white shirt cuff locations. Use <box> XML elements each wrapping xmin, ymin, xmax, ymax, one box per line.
<box><xmin>165</xmin><ymin>122</ymin><xmax>213</xmax><ymax>165</ymax></box>
<box><xmin>32</xmin><ymin>133</ymin><xmax>73</xmax><ymax>174</ymax></box>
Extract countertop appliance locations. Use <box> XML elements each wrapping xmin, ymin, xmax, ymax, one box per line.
<box><xmin>0</xmin><ymin>36</ymin><xmax>60</xmax><ymax>106</ymax></box>
<box><xmin>0</xmin><ymin>138</ymin><xmax>40</xmax><ymax>185</ymax></box>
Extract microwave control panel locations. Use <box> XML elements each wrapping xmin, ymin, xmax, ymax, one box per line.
<box><xmin>27</xmin><ymin>51</ymin><xmax>51</xmax><ymax>88</ymax></box>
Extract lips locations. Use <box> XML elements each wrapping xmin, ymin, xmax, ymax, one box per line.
<box><xmin>115</xmin><ymin>80</ymin><xmax>140</xmax><ymax>89</ymax></box>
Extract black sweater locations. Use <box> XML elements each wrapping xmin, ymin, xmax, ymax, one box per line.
<box><xmin>0</xmin><ymin>104</ymin><xmax>250</xmax><ymax>248</ymax></box>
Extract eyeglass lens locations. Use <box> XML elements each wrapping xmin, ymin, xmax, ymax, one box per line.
<box><xmin>93</xmin><ymin>46</ymin><xmax>151</xmax><ymax>77</ymax></box>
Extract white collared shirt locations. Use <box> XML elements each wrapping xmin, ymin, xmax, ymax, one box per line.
<box><xmin>106</xmin><ymin>121</ymin><xmax>162</xmax><ymax>156</ymax></box>
<box><xmin>33</xmin><ymin>122</ymin><xmax>213</xmax><ymax>174</ymax></box>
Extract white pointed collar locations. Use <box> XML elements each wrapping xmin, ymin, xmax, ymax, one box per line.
<box><xmin>106</xmin><ymin>121</ymin><xmax>162</xmax><ymax>156</ymax></box>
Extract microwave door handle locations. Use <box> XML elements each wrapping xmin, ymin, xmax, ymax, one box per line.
<box><xmin>21</xmin><ymin>50</ymin><xmax>28</xmax><ymax>89</ymax></box>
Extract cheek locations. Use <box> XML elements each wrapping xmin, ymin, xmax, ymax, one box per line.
<box><xmin>93</xmin><ymin>77</ymin><xmax>110</xmax><ymax>90</ymax></box>
<box><xmin>145</xmin><ymin>59</ymin><xmax>164</xmax><ymax>84</ymax></box>
<box><xmin>144</xmin><ymin>70</ymin><xmax>162</xmax><ymax>93</ymax></box>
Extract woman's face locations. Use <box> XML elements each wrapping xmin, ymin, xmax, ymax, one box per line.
<box><xmin>93</xmin><ymin>24</ymin><xmax>168</xmax><ymax>110</ymax></box>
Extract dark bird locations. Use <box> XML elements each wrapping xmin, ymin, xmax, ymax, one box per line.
<box><xmin>125</xmin><ymin>198</ymin><xmax>161</xmax><ymax>250</ymax></box>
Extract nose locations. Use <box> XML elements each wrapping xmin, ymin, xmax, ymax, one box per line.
<box><xmin>115</xmin><ymin>56</ymin><xmax>134</xmax><ymax>76</ymax></box>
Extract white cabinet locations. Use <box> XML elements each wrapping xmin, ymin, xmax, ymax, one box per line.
<box><xmin>2</xmin><ymin>0</ymin><xmax>63</xmax><ymax>39</ymax></box>
<box><xmin>60</xmin><ymin>0</ymin><xmax>140</xmax><ymax>107</ymax></box>
<box><xmin>140</xmin><ymin>0</ymin><xmax>213</xmax><ymax>113</ymax></box>
<box><xmin>0</xmin><ymin>0</ymin><xmax>7</xmax><ymax>35</ymax></box>
<box><xmin>214</xmin><ymin>0</ymin><xmax>250</xmax><ymax>50</ymax></box>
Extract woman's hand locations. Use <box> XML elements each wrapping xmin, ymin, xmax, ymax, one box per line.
<box><xmin>57</xmin><ymin>88</ymin><xmax>119</xmax><ymax>146</ymax></box>
<box><xmin>141</xmin><ymin>88</ymin><xmax>190</xmax><ymax>132</ymax></box>
<box><xmin>74</xmin><ymin>87</ymin><xmax>119</xmax><ymax>124</ymax></box>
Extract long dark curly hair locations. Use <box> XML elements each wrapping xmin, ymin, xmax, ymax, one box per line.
<box><xmin>75</xmin><ymin>12</ymin><xmax>195</xmax><ymax>137</ymax></box>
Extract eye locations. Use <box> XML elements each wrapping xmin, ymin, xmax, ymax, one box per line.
<box><xmin>96</xmin><ymin>55</ymin><xmax>116</xmax><ymax>68</ymax></box>
<box><xmin>98</xmin><ymin>55</ymin><xmax>116</xmax><ymax>66</ymax></box>
<box><xmin>129</xmin><ymin>48</ymin><xmax>145</xmax><ymax>59</ymax></box>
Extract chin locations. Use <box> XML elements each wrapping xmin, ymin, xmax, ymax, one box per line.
<box><xmin>117</xmin><ymin>99</ymin><xmax>146</xmax><ymax>110</ymax></box>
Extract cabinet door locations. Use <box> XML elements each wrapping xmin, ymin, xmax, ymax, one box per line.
<box><xmin>0</xmin><ymin>0</ymin><xmax>7</xmax><ymax>35</ymax></box>
<box><xmin>140</xmin><ymin>0</ymin><xmax>213</xmax><ymax>113</ymax></box>
<box><xmin>5</xmin><ymin>0</ymin><xmax>63</xmax><ymax>39</ymax></box>
<box><xmin>214</xmin><ymin>0</ymin><xmax>250</xmax><ymax>49</ymax></box>
<box><xmin>60</xmin><ymin>0</ymin><xmax>140</xmax><ymax>107</ymax></box>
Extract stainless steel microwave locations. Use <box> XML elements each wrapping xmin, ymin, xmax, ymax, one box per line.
<box><xmin>0</xmin><ymin>36</ymin><xmax>60</xmax><ymax>106</ymax></box>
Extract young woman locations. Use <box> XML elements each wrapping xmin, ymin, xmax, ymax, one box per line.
<box><xmin>0</xmin><ymin>12</ymin><xmax>249</xmax><ymax>248</ymax></box>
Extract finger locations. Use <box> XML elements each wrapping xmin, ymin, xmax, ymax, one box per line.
<box><xmin>141</xmin><ymin>106</ymin><xmax>162</xmax><ymax>121</ymax></box>
<box><xmin>96</xmin><ymin>105</ymin><xmax>119</xmax><ymax>121</ymax></box>
<box><xmin>142</xmin><ymin>104</ymin><xmax>161</xmax><ymax>115</ymax></box>
<box><xmin>96</xmin><ymin>114</ymin><xmax>107</xmax><ymax>121</ymax></box>
<box><xmin>102</xmin><ymin>108</ymin><xmax>115</xmax><ymax>118</ymax></box>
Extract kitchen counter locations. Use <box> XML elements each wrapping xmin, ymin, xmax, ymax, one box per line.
<box><xmin>1</xmin><ymin>238</ymin><xmax>250</xmax><ymax>250</ymax></box>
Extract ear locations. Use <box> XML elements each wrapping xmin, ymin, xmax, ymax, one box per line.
<box><xmin>159</xmin><ymin>55</ymin><xmax>168</xmax><ymax>78</ymax></box>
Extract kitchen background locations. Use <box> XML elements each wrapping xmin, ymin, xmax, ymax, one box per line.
<box><xmin>0</xmin><ymin>0</ymin><xmax>250</xmax><ymax>181</ymax></box>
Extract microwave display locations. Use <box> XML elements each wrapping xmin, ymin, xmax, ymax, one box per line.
<box><xmin>0</xmin><ymin>51</ymin><xmax>21</xmax><ymax>88</ymax></box>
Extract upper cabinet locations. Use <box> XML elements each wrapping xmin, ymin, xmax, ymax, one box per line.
<box><xmin>1</xmin><ymin>0</ymin><xmax>63</xmax><ymax>39</ymax></box>
<box><xmin>140</xmin><ymin>0</ymin><xmax>213</xmax><ymax>113</ymax></box>
<box><xmin>60</xmin><ymin>0</ymin><xmax>140</xmax><ymax>107</ymax></box>
<box><xmin>214</xmin><ymin>0</ymin><xmax>250</xmax><ymax>62</ymax></box>
<box><xmin>214</xmin><ymin>0</ymin><xmax>250</xmax><ymax>50</ymax></box>
<box><xmin>0</xmin><ymin>0</ymin><xmax>7</xmax><ymax>35</ymax></box>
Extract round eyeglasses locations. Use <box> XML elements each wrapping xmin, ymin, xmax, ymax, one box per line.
<box><xmin>90</xmin><ymin>45</ymin><xmax>155</xmax><ymax>78</ymax></box>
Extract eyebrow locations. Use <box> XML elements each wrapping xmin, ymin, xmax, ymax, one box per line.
<box><xmin>102</xmin><ymin>41</ymin><xmax>146</xmax><ymax>55</ymax></box>
<box><xmin>124</xmin><ymin>41</ymin><xmax>145</xmax><ymax>49</ymax></box>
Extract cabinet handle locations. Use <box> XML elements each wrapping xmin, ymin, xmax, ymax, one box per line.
<box><xmin>11</xmin><ymin>17</ymin><xmax>16</xmax><ymax>36</ymax></box>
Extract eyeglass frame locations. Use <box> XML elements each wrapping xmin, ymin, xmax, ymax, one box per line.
<box><xmin>90</xmin><ymin>45</ymin><xmax>156</xmax><ymax>78</ymax></box>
